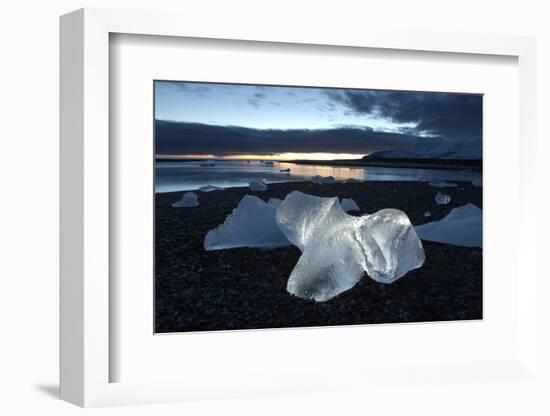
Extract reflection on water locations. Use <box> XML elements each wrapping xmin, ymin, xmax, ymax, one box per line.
<box><xmin>155</xmin><ymin>159</ymin><xmax>481</xmax><ymax>193</ymax></box>
<box><xmin>277</xmin><ymin>162</ymin><xmax>366</xmax><ymax>181</ymax></box>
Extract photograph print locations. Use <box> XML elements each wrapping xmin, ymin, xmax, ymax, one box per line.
<box><xmin>154</xmin><ymin>81</ymin><xmax>482</xmax><ymax>333</ymax></box>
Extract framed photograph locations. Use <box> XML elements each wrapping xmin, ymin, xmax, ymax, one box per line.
<box><xmin>60</xmin><ymin>8</ymin><xmax>538</xmax><ymax>408</ymax></box>
<box><xmin>153</xmin><ymin>80</ymin><xmax>483</xmax><ymax>333</ymax></box>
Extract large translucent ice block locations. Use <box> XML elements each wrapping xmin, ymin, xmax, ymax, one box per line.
<box><xmin>277</xmin><ymin>192</ymin><xmax>424</xmax><ymax>301</ymax></box>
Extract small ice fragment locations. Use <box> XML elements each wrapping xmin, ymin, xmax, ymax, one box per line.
<box><xmin>199</xmin><ymin>185</ymin><xmax>223</xmax><ymax>192</ymax></box>
<box><xmin>311</xmin><ymin>175</ymin><xmax>335</xmax><ymax>184</ymax></box>
<box><xmin>264</xmin><ymin>161</ymin><xmax>274</xmax><ymax>165</ymax></box>
<box><xmin>276</xmin><ymin>192</ymin><xmax>424</xmax><ymax>301</ymax></box>
<box><xmin>249</xmin><ymin>180</ymin><xmax>267</xmax><ymax>191</ymax></box>
<box><xmin>429</xmin><ymin>181</ymin><xmax>458</xmax><ymax>188</ymax></box>
<box><xmin>416</xmin><ymin>203</ymin><xmax>482</xmax><ymax>247</ymax></box>
<box><xmin>172</xmin><ymin>192</ymin><xmax>199</xmax><ymax>208</ymax></box>
<box><xmin>200</xmin><ymin>160</ymin><xmax>215</xmax><ymax>167</ymax></box>
<box><xmin>435</xmin><ymin>192</ymin><xmax>451</xmax><ymax>205</ymax></box>
<box><xmin>424</xmin><ymin>211</ymin><xmax>431</xmax><ymax>217</ymax></box>
<box><xmin>471</xmin><ymin>177</ymin><xmax>482</xmax><ymax>187</ymax></box>
<box><xmin>268</xmin><ymin>198</ymin><xmax>283</xmax><ymax>208</ymax></box>
<box><xmin>341</xmin><ymin>198</ymin><xmax>360</xmax><ymax>212</ymax></box>
<box><xmin>204</xmin><ymin>195</ymin><xmax>289</xmax><ymax>250</ymax></box>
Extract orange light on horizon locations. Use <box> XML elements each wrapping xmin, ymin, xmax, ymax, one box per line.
<box><xmin>158</xmin><ymin>152</ymin><xmax>367</xmax><ymax>161</ymax></box>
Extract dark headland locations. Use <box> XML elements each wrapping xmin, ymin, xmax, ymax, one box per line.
<box><xmin>156</xmin><ymin>156</ymin><xmax>482</xmax><ymax>171</ymax></box>
<box><xmin>284</xmin><ymin>157</ymin><xmax>482</xmax><ymax>171</ymax></box>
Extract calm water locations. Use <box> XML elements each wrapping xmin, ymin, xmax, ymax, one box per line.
<box><xmin>155</xmin><ymin>160</ymin><xmax>482</xmax><ymax>193</ymax></box>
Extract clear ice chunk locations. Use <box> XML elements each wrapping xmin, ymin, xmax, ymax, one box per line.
<box><xmin>311</xmin><ymin>175</ymin><xmax>336</xmax><ymax>184</ymax></box>
<box><xmin>416</xmin><ymin>203</ymin><xmax>482</xmax><ymax>247</ymax></box>
<box><xmin>249</xmin><ymin>179</ymin><xmax>267</xmax><ymax>191</ymax></box>
<box><xmin>341</xmin><ymin>198</ymin><xmax>360</xmax><ymax>212</ymax></box>
<box><xmin>276</xmin><ymin>192</ymin><xmax>348</xmax><ymax>252</ymax></box>
<box><xmin>286</xmin><ymin>228</ymin><xmax>367</xmax><ymax>302</ymax></box>
<box><xmin>172</xmin><ymin>192</ymin><xmax>199</xmax><ymax>208</ymax></box>
<box><xmin>435</xmin><ymin>192</ymin><xmax>451</xmax><ymax>205</ymax></box>
<box><xmin>204</xmin><ymin>195</ymin><xmax>288</xmax><ymax>250</ymax></box>
<box><xmin>276</xmin><ymin>192</ymin><xmax>425</xmax><ymax>301</ymax></box>
<box><xmin>354</xmin><ymin>209</ymin><xmax>425</xmax><ymax>284</ymax></box>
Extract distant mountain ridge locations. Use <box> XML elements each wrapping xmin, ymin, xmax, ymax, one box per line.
<box><xmin>366</xmin><ymin>140</ymin><xmax>482</xmax><ymax>160</ymax></box>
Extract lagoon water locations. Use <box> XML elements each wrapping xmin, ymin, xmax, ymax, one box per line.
<box><xmin>155</xmin><ymin>159</ymin><xmax>481</xmax><ymax>193</ymax></box>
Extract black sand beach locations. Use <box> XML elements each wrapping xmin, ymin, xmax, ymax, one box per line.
<box><xmin>155</xmin><ymin>181</ymin><xmax>482</xmax><ymax>333</ymax></box>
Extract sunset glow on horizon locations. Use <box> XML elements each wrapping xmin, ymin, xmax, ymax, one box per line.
<box><xmin>156</xmin><ymin>152</ymin><xmax>367</xmax><ymax>161</ymax></box>
<box><xmin>155</xmin><ymin>82</ymin><xmax>482</xmax><ymax>157</ymax></box>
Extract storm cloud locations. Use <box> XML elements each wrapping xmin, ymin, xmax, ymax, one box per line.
<box><xmin>326</xmin><ymin>90</ymin><xmax>482</xmax><ymax>141</ymax></box>
<box><xmin>155</xmin><ymin>120</ymin><xmax>443</xmax><ymax>156</ymax></box>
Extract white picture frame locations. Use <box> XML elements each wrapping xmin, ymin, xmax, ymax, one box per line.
<box><xmin>60</xmin><ymin>7</ymin><xmax>538</xmax><ymax>408</ymax></box>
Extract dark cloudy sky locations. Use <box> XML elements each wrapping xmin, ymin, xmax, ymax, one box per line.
<box><xmin>154</xmin><ymin>81</ymin><xmax>482</xmax><ymax>158</ymax></box>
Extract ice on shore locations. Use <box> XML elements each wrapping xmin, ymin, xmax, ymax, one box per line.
<box><xmin>435</xmin><ymin>192</ymin><xmax>451</xmax><ymax>205</ymax></box>
<box><xmin>416</xmin><ymin>203</ymin><xmax>482</xmax><ymax>247</ymax></box>
<box><xmin>430</xmin><ymin>181</ymin><xmax>458</xmax><ymax>188</ymax></box>
<box><xmin>355</xmin><ymin>209</ymin><xmax>426</xmax><ymax>284</ymax></box>
<box><xmin>172</xmin><ymin>192</ymin><xmax>199</xmax><ymax>208</ymax></box>
<box><xmin>311</xmin><ymin>175</ymin><xmax>336</xmax><ymax>184</ymax></box>
<box><xmin>249</xmin><ymin>179</ymin><xmax>268</xmax><ymax>192</ymax></box>
<box><xmin>199</xmin><ymin>185</ymin><xmax>223</xmax><ymax>192</ymax></box>
<box><xmin>276</xmin><ymin>192</ymin><xmax>347</xmax><ymax>252</ymax></box>
<box><xmin>204</xmin><ymin>190</ymin><xmax>425</xmax><ymax>300</ymax></box>
<box><xmin>268</xmin><ymin>198</ymin><xmax>283</xmax><ymax>208</ymax></box>
<box><xmin>204</xmin><ymin>195</ymin><xmax>289</xmax><ymax>250</ymax></box>
<box><xmin>276</xmin><ymin>192</ymin><xmax>424</xmax><ymax>301</ymax></box>
<box><xmin>341</xmin><ymin>198</ymin><xmax>360</xmax><ymax>212</ymax></box>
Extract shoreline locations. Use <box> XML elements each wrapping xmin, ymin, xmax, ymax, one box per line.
<box><xmin>286</xmin><ymin>158</ymin><xmax>481</xmax><ymax>171</ymax></box>
<box><xmin>156</xmin><ymin>157</ymin><xmax>482</xmax><ymax>171</ymax></box>
<box><xmin>155</xmin><ymin>180</ymin><xmax>482</xmax><ymax>333</ymax></box>
<box><xmin>156</xmin><ymin>177</ymin><xmax>481</xmax><ymax>194</ymax></box>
